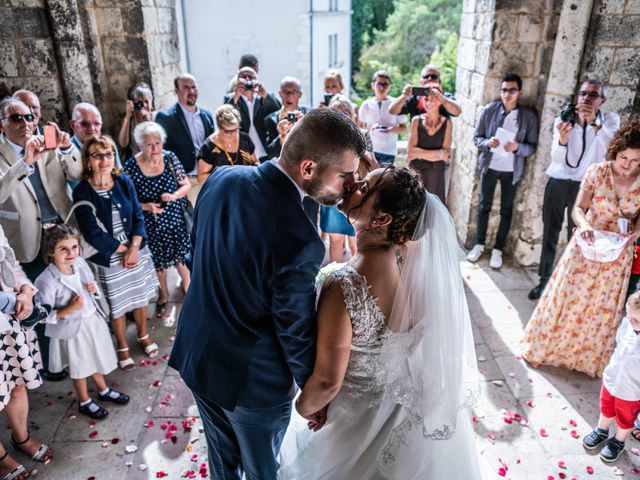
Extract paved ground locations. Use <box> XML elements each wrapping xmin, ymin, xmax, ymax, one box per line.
<box><xmin>4</xmin><ymin>259</ymin><xmax>639</xmax><ymax>479</ymax></box>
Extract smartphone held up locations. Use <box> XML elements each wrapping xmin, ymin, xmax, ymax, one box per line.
<box><xmin>43</xmin><ymin>124</ymin><xmax>57</xmax><ymax>150</ymax></box>
<box><xmin>411</xmin><ymin>86</ymin><xmax>431</xmax><ymax>97</ymax></box>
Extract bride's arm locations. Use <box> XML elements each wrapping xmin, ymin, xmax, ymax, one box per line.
<box><xmin>296</xmin><ymin>278</ymin><xmax>353</xmax><ymax>419</ymax></box>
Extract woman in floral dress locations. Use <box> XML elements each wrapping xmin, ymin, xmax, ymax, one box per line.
<box><xmin>522</xmin><ymin>120</ymin><xmax>640</xmax><ymax>377</ymax></box>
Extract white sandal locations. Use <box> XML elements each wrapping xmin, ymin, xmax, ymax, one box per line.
<box><xmin>116</xmin><ymin>347</ymin><xmax>135</xmax><ymax>371</ymax></box>
<box><xmin>137</xmin><ymin>334</ymin><xmax>159</xmax><ymax>359</ymax></box>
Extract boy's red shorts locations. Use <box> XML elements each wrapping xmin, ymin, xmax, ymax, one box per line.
<box><xmin>600</xmin><ymin>385</ymin><xmax>640</xmax><ymax>430</ymax></box>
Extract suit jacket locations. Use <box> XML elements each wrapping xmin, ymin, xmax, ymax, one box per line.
<box><xmin>0</xmin><ymin>134</ymin><xmax>82</xmax><ymax>262</ymax></box>
<box><xmin>72</xmin><ymin>175</ymin><xmax>147</xmax><ymax>267</ymax></box>
<box><xmin>169</xmin><ymin>161</ymin><xmax>325</xmax><ymax>410</ymax></box>
<box><xmin>155</xmin><ymin>103</ymin><xmax>215</xmax><ymax>173</ymax></box>
<box><xmin>35</xmin><ymin>257</ymin><xmax>106</xmax><ymax>340</ymax></box>
<box><xmin>223</xmin><ymin>93</ymin><xmax>281</xmax><ymax>157</ymax></box>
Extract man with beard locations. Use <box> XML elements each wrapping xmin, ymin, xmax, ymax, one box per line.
<box><xmin>156</xmin><ymin>73</ymin><xmax>214</xmax><ymax>203</ymax></box>
<box><xmin>169</xmin><ymin>108</ymin><xmax>366</xmax><ymax>480</ymax></box>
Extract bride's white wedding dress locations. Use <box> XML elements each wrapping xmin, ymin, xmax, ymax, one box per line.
<box><xmin>279</xmin><ymin>194</ymin><xmax>488</xmax><ymax>480</ymax></box>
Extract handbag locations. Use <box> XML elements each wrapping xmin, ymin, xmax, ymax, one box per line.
<box><xmin>63</xmin><ymin>201</ymin><xmax>108</xmax><ymax>259</ymax></box>
<box><xmin>166</xmin><ymin>154</ymin><xmax>194</xmax><ymax>233</ymax></box>
<box><xmin>633</xmin><ymin>245</ymin><xmax>640</xmax><ymax>274</ymax></box>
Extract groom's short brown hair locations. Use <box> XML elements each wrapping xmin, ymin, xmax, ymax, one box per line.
<box><xmin>280</xmin><ymin>108</ymin><xmax>367</xmax><ymax>171</ymax></box>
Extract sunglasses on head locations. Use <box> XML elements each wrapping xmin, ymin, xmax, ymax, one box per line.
<box><xmin>422</xmin><ymin>74</ymin><xmax>439</xmax><ymax>81</ymax></box>
<box><xmin>3</xmin><ymin>113</ymin><xmax>35</xmax><ymax>124</ymax></box>
<box><xmin>501</xmin><ymin>87</ymin><xmax>519</xmax><ymax>94</ymax></box>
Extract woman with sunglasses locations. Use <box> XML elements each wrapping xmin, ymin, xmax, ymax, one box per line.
<box><xmin>196</xmin><ymin>105</ymin><xmax>258</xmax><ymax>184</ymax></box>
<box><xmin>387</xmin><ymin>64</ymin><xmax>461</xmax><ymax>119</ymax></box>
<box><xmin>73</xmin><ymin>136</ymin><xmax>160</xmax><ymax>371</ymax></box>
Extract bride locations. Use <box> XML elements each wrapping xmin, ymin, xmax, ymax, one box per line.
<box><xmin>279</xmin><ymin>167</ymin><xmax>486</xmax><ymax>479</ymax></box>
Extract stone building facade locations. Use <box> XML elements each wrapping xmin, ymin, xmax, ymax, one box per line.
<box><xmin>452</xmin><ymin>0</ymin><xmax>640</xmax><ymax>266</ymax></box>
<box><xmin>0</xmin><ymin>0</ymin><xmax>180</xmax><ymax>137</ymax></box>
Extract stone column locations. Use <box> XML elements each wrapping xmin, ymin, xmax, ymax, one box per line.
<box><xmin>44</xmin><ymin>0</ymin><xmax>95</xmax><ymax>112</ymax></box>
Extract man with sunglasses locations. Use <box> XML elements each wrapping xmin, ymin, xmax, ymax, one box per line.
<box><xmin>0</xmin><ymin>97</ymin><xmax>82</xmax><ymax>380</ymax></box>
<box><xmin>358</xmin><ymin>70</ymin><xmax>407</xmax><ymax>166</ymax></box>
<box><xmin>12</xmin><ymin>90</ymin><xmax>42</xmax><ymax>135</ymax></box>
<box><xmin>467</xmin><ymin>73</ymin><xmax>539</xmax><ymax>269</ymax></box>
<box><xmin>387</xmin><ymin>64</ymin><xmax>461</xmax><ymax>119</ymax></box>
<box><xmin>528</xmin><ymin>77</ymin><xmax>620</xmax><ymax>300</ymax></box>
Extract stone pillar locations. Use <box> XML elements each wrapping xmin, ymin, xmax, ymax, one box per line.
<box><xmin>513</xmin><ymin>0</ymin><xmax>595</xmax><ymax>266</ymax></box>
<box><xmin>44</xmin><ymin>0</ymin><xmax>95</xmax><ymax>113</ymax></box>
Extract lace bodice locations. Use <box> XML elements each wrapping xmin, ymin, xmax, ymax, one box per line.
<box><xmin>326</xmin><ymin>264</ymin><xmax>389</xmax><ymax>402</ymax></box>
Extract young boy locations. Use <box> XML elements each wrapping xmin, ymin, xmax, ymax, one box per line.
<box><xmin>583</xmin><ymin>291</ymin><xmax>640</xmax><ymax>461</ymax></box>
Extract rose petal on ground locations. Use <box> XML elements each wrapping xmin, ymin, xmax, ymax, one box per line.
<box><xmin>190</xmin><ymin>454</ymin><xmax>198</xmax><ymax>462</ymax></box>
<box><xmin>630</xmin><ymin>447</ymin><xmax>640</xmax><ymax>456</ymax></box>
<box><xmin>498</xmin><ymin>467</ymin><xmax>507</xmax><ymax>477</ymax></box>
<box><xmin>559</xmin><ymin>473</ymin><xmax>566</xmax><ymax>479</ymax></box>
<box><xmin>547</xmin><ymin>476</ymin><xmax>554</xmax><ymax>480</ymax></box>
<box><xmin>144</xmin><ymin>420</ymin><xmax>155</xmax><ymax>428</ymax></box>
<box><xmin>125</xmin><ymin>445</ymin><xmax>138</xmax><ymax>454</ymax></box>
<box><xmin>89</xmin><ymin>431</ymin><xmax>98</xmax><ymax>439</ymax></box>
<box><xmin>569</xmin><ymin>419</ymin><xmax>577</xmax><ymax>427</ymax></box>
<box><xmin>503</xmin><ymin>416</ymin><xmax>512</xmax><ymax>424</ymax></box>
<box><xmin>570</xmin><ymin>430</ymin><xmax>579</xmax><ymax>439</ymax></box>
<box><xmin>101</xmin><ymin>442</ymin><xmax>108</xmax><ymax>448</ymax></box>
<box><xmin>111</xmin><ymin>438</ymin><xmax>120</xmax><ymax>444</ymax></box>
<box><xmin>478</xmin><ymin>356</ymin><xmax>487</xmax><ymax>362</ymax></box>
<box><xmin>509</xmin><ymin>372</ymin><xmax>516</xmax><ymax>378</ymax></box>
<box><xmin>155</xmin><ymin>471</ymin><xmax>168</xmax><ymax>478</ymax></box>
<box><xmin>526</xmin><ymin>400</ymin><xmax>535</xmax><ymax>408</ymax></box>
<box><xmin>139</xmin><ymin>464</ymin><xmax>148</xmax><ymax>471</ymax></box>
<box><xmin>520</xmin><ymin>419</ymin><xmax>529</xmax><ymax>426</ymax></box>
<box><xmin>145</xmin><ymin>406</ymin><xmax>153</xmax><ymax>413</ymax></box>
<box><xmin>539</xmin><ymin>428</ymin><xmax>548</xmax><ymax>437</ymax></box>
<box><xmin>546</xmin><ymin>392</ymin><xmax>553</xmax><ymax>398</ymax></box>
<box><xmin>586</xmin><ymin>465</ymin><xmax>594</xmax><ymax>474</ymax></box>
<box><xmin>491</xmin><ymin>380</ymin><xmax>504</xmax><ymax>386</ymax></box>
<box><xmin>558</xmin><ymin>460</ymin><xmax>566</xmax><ymax>469</ymax></box>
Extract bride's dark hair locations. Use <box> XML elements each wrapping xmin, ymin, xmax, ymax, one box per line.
<box><xmin>373</xmin><ymin>167</ymin><xmax>427</xmax><ymax>245</ymax></box>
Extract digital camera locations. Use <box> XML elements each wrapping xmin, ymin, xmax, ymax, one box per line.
<box><xmin>560</xmin><ymin>103</ymin><xmax>577</xmax><ymax>125</ymax></box>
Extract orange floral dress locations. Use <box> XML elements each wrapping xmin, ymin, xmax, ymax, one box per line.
<box><xmin>521</xmin><ymin>162</ymin><xmax>640</xmax><ymax>377</ymax></box>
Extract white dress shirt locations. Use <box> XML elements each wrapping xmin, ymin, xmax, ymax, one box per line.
<box><xmin>241</xmin><ymin>95</ymin><xmax>267</xmax><ymax>159</ymax></box>
<box><xmin>546</xmin><ymin>111</ymin><xmax>620</xmax><ymax>182</ymax></box>
<box><xmin>358</xmin><ymin>97</ymin><xmax>406</xmax><ymax>156</ymax></box>
<box><xmin>489</xmin><ymin>109</ymin><xmax>518</xmax><ymax>173</ymax></box>
<box><xmin>179</xmin><ymin>104</ymin><xmax>206</xmax><ymax>175</ymax></box>
<box><xmin>603</xmin><ymin>317</ymin><xmax>640</xmax><ymax>401</ymax></box>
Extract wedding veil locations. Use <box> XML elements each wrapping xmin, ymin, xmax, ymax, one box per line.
<box><xmin>380</xmin><ymin>192</ymin><xmax>480</xmax><ymax>465</ymax></box>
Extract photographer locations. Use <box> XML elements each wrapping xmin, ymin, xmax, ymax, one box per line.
<box><xmin>387</xmin><ymin>64</ymin><xmax>461</xmax><ymax>119</ymax></box>
<box><xmin>223</xmin><ymin>67</ymin><xmax>281</xmax><ymax>163</ymax></box>
<box><xmin>528</xmin><ymin>77</ymin><xmax>620</xmax><ymax>300</ymax></box>
<box><xmin>118</xmin><ymin>82</ymin><xmax>155</xmax><ymax>157</ymax></box>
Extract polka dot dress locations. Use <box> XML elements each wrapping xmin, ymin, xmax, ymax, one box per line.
<box><xmin>124</xmin><ymin>151</ymin><xmax>190</xmax><ymax>271</ymax></box>
<box><xmin>0</xmin><ymin>318</ymin><xmax>43</xmax><ymax>411</ymax></box>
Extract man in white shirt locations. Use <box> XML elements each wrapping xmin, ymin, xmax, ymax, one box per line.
<box><xmin>358</xmin><ymin>70</ymin><xmax>407</xmax><ymax>166</ymax></box>
<box><xmin>528</xmin><ymin>77</ymin><xmax>620</xmax><ymax>299</ymax></box>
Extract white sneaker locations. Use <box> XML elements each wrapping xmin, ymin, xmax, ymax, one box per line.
<box><xmin>466</xmin><ymin>244</ymin><xmax>484</xmax><ymax>263</ymax></box>
<box><xmin>490</xmin><ymin>249</ymin><xmax>503</xmax><ymax>269</ymax></box>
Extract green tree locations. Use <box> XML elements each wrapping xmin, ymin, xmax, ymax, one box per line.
<box><xmin>353</xmin><ymin>0</ymin><xmax>461</xmax><ymax>97</ymax></box>
<box><xmin>351</xmin><ymin>0</ymin><xmax>396</xmax><ymax>78</ymax></box>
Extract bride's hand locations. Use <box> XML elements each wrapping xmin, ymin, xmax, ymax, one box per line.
<box><xmin>304</xmin><ymin>406</ymin><xmax>328</xmax><ymax>432</ymax></box>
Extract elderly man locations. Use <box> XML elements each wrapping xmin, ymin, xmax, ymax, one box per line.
<box><xmin>388</xmin><ymin>64</ymin><xmax>461</xmax><ymax>119</ymax></box>
<box><xmin>156</xmin><ymin>73</ymin><xmax>214</xmax><ymax>205</ymax></box>
<box><xmin>263</xmin><ymin>76</ymin><xmax>317</xmax><ymax>225</ymax></box>
<box><xmin>0</xmin><ymin>97</ymin><xmax>82</xmax><ymax>381</ymax></box>
<box><xmin>528</xmin><ymin>76</ymin><xmax>620</xmax><ymax>300</ymax></box>
<box><xmin>69</xmin><ymin>102</ymin><xmax>121</xmax><ymax>167</ymax></box>
<box><xmin>224</xmin><ymin>67</ymin><xmax>281</xmax><ymax>163</ymax></box>
<box><xmin>12</xmin><ymin>89</ymin><xmax>42</xmax><ymax>134</ymax></box>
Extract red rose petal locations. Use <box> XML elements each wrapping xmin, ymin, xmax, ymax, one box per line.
<box><xmin>526</xmin><ymin>400</ymin><xmax>535</xmax><ymax>408</ymax></box>
<box><xmin>498</xmin><ymin>467</ymin><xmax>507</xmax><ymax>477</ymax></box>
<box><xmin>559</xmin><ymin>473</ymin><xmax>566</xmax><ymax>479</ymax></box>
<box><xmin>539</xmin><ymin>428</ymin><xmax>548</xmax><ymax>437</ymax></box>
<box><xmin>586</xmin><ymin>465</ymin><xmax>594</xmax><ymax>474</ymax></box>
<box><xmin>558</xmin><ymin>460</ymin><xmax>566</xmax><ymax>468</ymax></box>
<box><xmin>89</xmin><ymin>431</ymin><xmax>98</xmax><ymax>439</ymax></box>
<box><xmin>569</xmin><ymin>419</ymin><xmax>577</xmax><ymax>427</ymax></box>
<box><xmin>570</xmin><ymin>430</ymin><xmax>579</xmax><ymax>439</ymax></box>
<box><xmin>111</xmin><ymin>438</ymin><xmax>120</xmax><ymax>444</ymax></box>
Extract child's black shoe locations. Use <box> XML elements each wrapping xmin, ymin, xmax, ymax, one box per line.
<box><xmin>98</xmin><ymin>388</ymin><xmax>129</xmax><ymax>405</ymax></box>
<box><xmin>78</xmin><ymin>400</ymin><xmax>109</xmax><ymax>420</ymax></box>
<box><xmin>583</xmin><ymin>428</ymin><xmax>609</xmax><ymax>450</ymax></box>
<box><xmin>600</xmin><ymin>437</ymin><xmax>625</xmax><ymax>462</ymax></box>
<box><xmin>20</xmin><ymin>304</ymin><xmax>51</xmax><ymax>329</ymax></box>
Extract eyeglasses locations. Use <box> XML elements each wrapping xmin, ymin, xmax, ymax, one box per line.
<box><xmin>2</xmin><ymin>114</ymin><xmax>35</xmax><ymax>124</ymax></box>
<box><xmin>421</xmin><ymin>74</ymin><xmax>439</xmax><ymax>81</ymax></box>
<box><xmin>579</xmin><ymin>91</ymin><xmax>602</xmax><ymax>99</ymax></box>
<box><xmin>78</xmin><ymin>121</ymin><xmax>102</xmax><ymax>129</ymax></box>
<box><xmin>221</xmin><ymin>127</ymin><xmax>240</xmax><ymax>134</ymax></box>
<box><xmin>375</xmin><ymin>82</ymin><xmax>391</xmax><ymax>88</ymax></box>
<box><xmin>501</xmin><ymin>87</ymin><xmax>520</xmax><ymax>94</ymax></box>
<box><xmin>89</xmin><ymin>151</ymin><xmax>115</xmax><ymax>161</ymax></box>
<box><xmin>281</xmin><ymin>90</ymin><xmax>300</xmax><ymax>96</ymax></box>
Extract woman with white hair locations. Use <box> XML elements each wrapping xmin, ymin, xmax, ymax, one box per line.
<box><xmin>124</xmin><ymin>122</ymin><xmax>191</xmax><ymax>320</ymax></box>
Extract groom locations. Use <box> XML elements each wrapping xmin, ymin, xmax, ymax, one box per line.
<box><xmin>169</xmin><ymin>108</ymin><xmax>366</xmax><ymax>479</ymax></box>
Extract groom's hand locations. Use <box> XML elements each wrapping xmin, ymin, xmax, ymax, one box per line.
<box><xmin>304</xmin><ymin>406</ymin><xmax>328</xmax><ymax>432</ymax></box>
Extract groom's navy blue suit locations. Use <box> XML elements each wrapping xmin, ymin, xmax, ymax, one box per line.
<box><xmin>169</xmin><ymin>160</ymin><xmax>325</xmax><ymax>479</ymax></box>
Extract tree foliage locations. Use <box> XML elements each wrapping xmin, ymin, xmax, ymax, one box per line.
<box><xmin>353</xmin><ymin>0</ymin><xmax>462</xmax><ymax>98</ymax></box>
<box><xmin>351</xmin><ymin>0</ymin><xmax>396</xmax><ymax>77</ymax></box>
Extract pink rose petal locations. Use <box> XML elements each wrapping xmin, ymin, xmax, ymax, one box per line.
<box><xmin>569</xmin><ymin>419</ymin><xmax>577</xmax><ymax>427</ymax></box>
<box><xmin>539</xmin><ymin>428</ymin><xmax>548</xmax><ymax>437</ymax></box>
<box><xmin>558</xmin><ymin>460</ymin><xmax>566</xmax><ymax>469</ymax></box>
<box><xmin>89</xmin><ymin>431</ymin><xmax>98</xmax><ymax>439</ymax></box>
<box><xmin>570</xmin><ymin>430</ymin><xmax>579</xmax><ymax>439</ymax></box>
<box><xmin>586</xmin><ymin>465</ymin><xmax>594</xmax><ymax>474</ymax></box>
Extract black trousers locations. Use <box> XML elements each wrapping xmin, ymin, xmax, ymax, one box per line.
<box><xmin>537</xmin><ymin>177</ymin><xmax>581</xmax><ymax>282</ymax></box>
<box><xmin>475</xmin><ymin>168</ymin><xmax>517</xmax><ymax>251</ymax></box>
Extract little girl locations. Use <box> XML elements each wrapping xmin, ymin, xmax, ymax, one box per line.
<box><xmin>35</xmin><ymin>225</ymin><xmax>129</xmax><ymax>420</ymax></box>
<box><xmin>583</xmin><ymin>290</ymin><xmax>640</xmax><ymax>462</ymax></box>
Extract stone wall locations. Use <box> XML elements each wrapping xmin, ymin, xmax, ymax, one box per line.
<box><xmin>451</xmin><ymin>0</ymin><xmax>640</xmax><ymax>266</ymax></box>
<box><xmin>0</xmin><ymin>0</ymin><xmax>181</xmax><ymax>137</ymax></box>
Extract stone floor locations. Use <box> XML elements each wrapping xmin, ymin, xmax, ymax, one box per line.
<box><xmin>3</xmin><ymin>259</ymin><xmax>639</xmax><ymax>479</ymax></box>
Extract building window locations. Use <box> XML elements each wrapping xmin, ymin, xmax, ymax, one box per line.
<box><xmin>328</xmin><ymin>33</ymin><xmax>338</xmax><ymax>67</ymax></box>
<box><xmin>329</xmin><ymin>0</ymin><xmax>338</xmax><ymax>11</ymax></box>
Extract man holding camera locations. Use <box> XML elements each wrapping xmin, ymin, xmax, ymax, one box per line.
<box><xmin>224</xmin><ymin>67</ymin><xmax>281</xmax><ymax>164</ymax></box>
<box><xmin>156</xmin><ymin>73</ymin><xmax>215</xmax><ymax>204</ymax></box>
<box><xmin>528</xmin><ymin>77</ymin><xmax>620</xmax><ymax>300</ymax></box>
<box><xmin>358</xmin><ymin>70</ymin><xmax>407</xmax><ymax>166</ymax></box>
<box><xmin>387</xmin><ymin>64</ymin><xmax>461</xmax><ymax>119</ymax></box>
